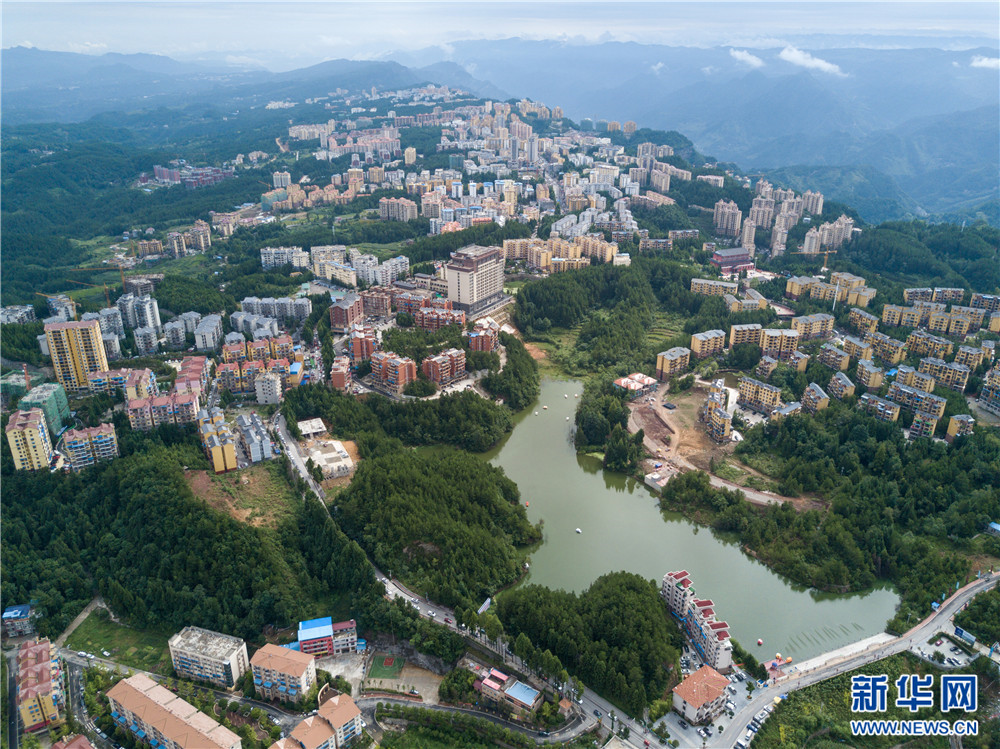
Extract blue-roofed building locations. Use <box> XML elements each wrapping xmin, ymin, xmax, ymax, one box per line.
<box><xmin>987</xmin><ymin>521</ymin><xmax>1000</xmax><ymax>537</ymax></box>
<box><xmin>2</xmin><ymin>603</ymin><xmax>33</xmax><ymax>637</ymax></box>
<box><xmin>298</xmin><ymin>617</ymin><xmax>357</xmax><ymax>656</ymax></box>
<box><xmin>504</xmin><ymin>680</ymin><xmax>542</xmax><ymax>714</ymax></box>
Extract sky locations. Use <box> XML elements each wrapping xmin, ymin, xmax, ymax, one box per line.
<box><xmin>3</xmin><ymin>1</ymin><xmax>999</xmax><ymax>71</ymax></box>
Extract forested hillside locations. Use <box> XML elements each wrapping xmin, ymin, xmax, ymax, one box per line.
<box><xmin>497</xmin><ymin>572</ymin><xmax>684</xmax><ymax>717</ymax></box>
<box><xmin>338</xmin><ymin>445</ymin><xmax>540</xmax><ymax>608</ymax></box>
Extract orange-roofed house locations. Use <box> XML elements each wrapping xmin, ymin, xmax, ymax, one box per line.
<box><xmin>672</xmin><ymin>665</ymin><xmax>730</xmax><ymax>725</ymax></box>
<box><xmin>17</xmin><ymin>639</ymin><xmax>63</xmax><ymax>732</ymax></box>
<box><xmin>251</xmin><ymin>644</ymin><xmax>316</xmax><ymax>703</ymax></box>
<box><xmin>268</xmin><ymin>694</ymin><xmax>362</xmax><ymax>749</ymax></box>
<box><xmin>53</xmin><ymin>736</ymin><xmax>95</xmax><ymax>749</ymax></box>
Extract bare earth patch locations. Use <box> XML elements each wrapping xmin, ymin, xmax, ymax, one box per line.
<box><xmin>184</xmin><ymin>463</ymin><xmax>298</xmax><ymax>527</ymax></box>
<box><xmin>523</xmin><ymin>342</ymin><xmax>548</xmax><ymax>361</ymax></box>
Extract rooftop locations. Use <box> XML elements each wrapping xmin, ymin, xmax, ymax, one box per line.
<box><xmin>672</xmin><ymin>665</ymin><xmax>730</xmax><ymax>709</ymax></box>
<box><xmin>251</xmin><ymin>643</ymin><xmax>314</xmax><ymax>678</ymax></box>
<box><xmin>169</xmin><ymin>626</ymin><xmax>246</xmax><ymax>660</ymax></box>
<box><xmin>505</xmin><ymin>680</ymin><xmax>541</xmax><ymax>709</ymax></box>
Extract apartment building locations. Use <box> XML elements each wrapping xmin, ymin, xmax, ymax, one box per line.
<box><xmin>909</xmin><ymin>412</ymin><xmax>939</xmax><ymax>440</ymax></box>
<box><xmin>772</xmin><ymin>402</ymin><xmax>803</xmax><ymax>420</ymax></box>
<box><xmin>360</xmin><ymin>288</ymin><xmax>393</xmax><ymax>318</ymax></box>
<box><xmin>63</xmin><ymin>423</ymin><xmax>119</xmax><ymax>471</ymax></box>
<box><xmin>370</xmin><ymin>351</ymin><xmax>417</xmax><ymax>394</ymax></box>
<box><xmin>330</xmin><ymin>293</ymin><xmax>364</xmax><ymax>333</ymax></box>
<box><xmin>19</xmin><ymin>383</ymin><xmax>72</xmax><ymax>435</ymax></box>
<box><xmin>261</xmin><ymin>246</ymin><xmax>309</xmax><ymax>270</ymax></box>
<box><xmin>422</xmin><ymin>348</ymin><xmax>466</xmax><ymax>384</ymax></box>
<box><xmin>828</xmin><ymin>372</ymin><xmax>855</xmax><ymax>400</ymax></box>
<box><xmin>785</xmin><ymin>276</ymin><xmax>817</xmax><ymax>300</ymax></box>
<box><xmin>197</xmin><ymin>409</ymin><xmax>239</xmax><ymax>474</ymax></box>
<box><xmin>738</xmin><ymin>376</ymin><xmax>781</xmax><ymax>415</ymax></box>
<box><xmin>817</xmin><ymin>344</ymin><xmax>850</xmax><ymax>371</ymax></box>
<box><xmin>882</xmin><ymin>305</ymin><xmax>922</xmax><ymax>328</ymax></box>
<box><xmin>126</xmin><ymin>393</ymin><xmax>198</xmax><ymax>431</ymax></box>
<box><xmin>790</xmin><ymin>351</ymin><xmax>810</xmax><ymax>372</ymax></box>
<box><xmin>724</xmin><ymin>291</ymin><xmax>766</xmax><ymax>313</ymax></box>
<box><xmin>712</xmin><ymin>199</ymin><xmax>742</xmax><ymax>237</ymax></box>
<box><xmin>690</xmin><ymin>330</ymin><xmax>726</xmax><ymax>359</ymax></box>
<box><xmin>348</xmin><ymin>326</ymin><xmax>378</xmax><ymax>365</ymax></box>
<box><xmin>690</xmin><ymin>278</ymin><xmax>738</xmax><ymax>297</ymax></box>
<box><xmin>847</xmin><ymin>307</ymin><xmax>877</xmax><ymax>337</ymax></box>
<box><xmin>251</xmin><ymin>644</ymin><xmax>316</xmax><ymax>703</ymax></box>
<box><xmin>933</xmin><ymin>287</ymin><xmax>965</xmax><ymax>303</ymax></box>
<box><xmin>904</xmin><ymin>288</ymin><xmax>933</xmax><ymax>304</ymax></box>
<box><xmin>256</xmin><ymin>373</ymin><xmax>283</xmax><ymax>405</ymax></box>
<box><xmin>269</xmin><ymin>694</ymin><xmax>363</xmax><ymax>749</ymax></box>
<box><xmin>329</xmin><ymin>357</ymin><xmax>352</xmax><ymax>392</ymax></box>
<box><xmin>45</xmin><ymin>320</ymin><xmax>109</xmax><ymax>395</ymax></box>
<box><xmin>886</xmin><ymin>382</ymin><xmax>947</xmax><ymax>419</ymax></box>
<box><xmin>980</xmin><ymin>367</ymin><xmax>1000</xmax><ymax>416</ymax></box>
<box><xmin>415</xmin><ymin>307</ymin><xmax>466</xmax><ymax>330</ymax></box>
<box><xmin>919</xmin><ymin>357</ymin><xmax>970</xmax><ymax>392</ymax></box>
<box><xmin>673</xmin><ymin>666</ymin><xmax>731</xmax><ymax>726</ymax></box>
<box><xmin>866</xmin><ymin>332</ymin><xmax>907</xmax><ymax>364</ymax></box>
<box><xmin>760</xmin><ymin>328</ymin><xmax>799</xmax><ymax>361</ymax></box>
<box><xmin>169</xmin><ymin>627</ymin><xmax>249</xmax><ymax>688</ymax></box>
<box><xmin>117</xmin><ymin>294</ymin><xmax>162</xmax><ymax>334</ymax></box>
<box><xmin>946</xmin><ymin>414</ymin><xmax>975</xmax><ymax>443</ymax></box>
<box><xmin>729</xmin><ymin>323</ymin><xmax>762</xmax><ymax>348</ymax></box>
<box><xmin>971</xmin><ymin>292</ymin><xmax>1000</xmax><ymax>313</ymax></box>
<box><xmin>756</xmin><ymin>356</ymin><xmax>778</xmax><ymax>380</ymax></box>
<box><xmin>6</xmin><ymin>409</ymin><xmax>54</xmax><ymax>471</ymax></box>
<box><xmin>840</xmin><ymin>335</ymin><xmax>872</xmax><ymax>362</ymax></box>
<box><xmin>446</xmin><ymin>245</ymin><xmax>505</xmax><ymax>315</ymax></box>
<box><xmin>107</xmin><ymin>673</ymin><xmax>241</xmax><ymax>749</ymax></box>
<box><xmin>298</xmin><ymin>618</ymin><xmax>358</xmax><ymax>656</ymax></box>
<box><xmin>17</xmin><ymin>639</ymin><xmax>63</xmax><ymax>733</ymax></box>
<box><xmin>705</xmin><ymin>404</ymin><xmax>732</xmax><ymax>443</ymax></box>
<box><xmin>194</xmin><ymin>315</ymin><xmax>223</xmax><ymax>352</ymax></box>
<box><xmin>465</xmin><ymin>317</ymin><xmax>500</xmax><ymax>352</ymax></box>
<box><xmin>859</xmin><ymin>393</ymin><xmax>900</xmax><ymax>422</ymax></box>
<box><xmin>479</xmin><ymin>669</ymin><xmax>543</xmax><ymax>717</ymax></box>
<box><xmin>856</xmin><ymin>359</ymin><xmax>884</xmax><ymax>390</ymax></box>
<box><xmin>3</xmin><ymin>604</ymin><xmax>34</xmax><ymax>638</ymax></box>
<box><xmin>955</xmin><ymin>345</ymin><xmax>984</xmax><ymax>370</ymax></box>
<box><xmin>656</xmin><ymin>347</ymin><xmax>691</xmax><ymax>380</ymax></box>
<box><xmin>990</xmin><ymin>312</ymin><xmax>1000</xmax><ymax>333</ymax></box>
<box><xmin>895</xmin><ymin>365</ymin><xmax>936</xmax><ymax>393</ymax></box>
<box><xmin>661</xmin><ymin>571</ymin><xmax>732</xmax><ymax>672</ymax></box>
<box><xmin>906</xmin><ymin>330</ymin><xmax>953</xmax><ymax>359</ymax></box>
<box><xmin>802</xmin><ymin>383</ymin><xmax>830</xmax><ymax>414</ymax></box>
<box><xmin>791</xmin><ymin>313</ymin><xmax>834</xmax><ymax>340</ymax></box>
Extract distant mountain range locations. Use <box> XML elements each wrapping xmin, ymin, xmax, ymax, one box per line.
<box><xmin>3</xmin><ymin>42</ymin><xmax>998</xmax><ymax>224</ymax></box>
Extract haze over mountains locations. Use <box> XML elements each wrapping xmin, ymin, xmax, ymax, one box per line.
<box><xmin>3</xmin><ymin>37</ymin><xmax>997</xmax><ymax>224</ymax></box>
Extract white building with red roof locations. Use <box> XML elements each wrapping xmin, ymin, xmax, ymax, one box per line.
<box><xmin>662</xmin><ymin>571</ymin><xmax>733</xmax><ymax>672</ymax></box>
<box><xmin>672</xmin><ymin>665</ymin><xmax>730</xmax><ymax>724</ymax></box>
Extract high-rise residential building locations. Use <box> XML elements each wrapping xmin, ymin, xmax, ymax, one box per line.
<box><xmin>690</xmin><ymin>330</ymin><xmax>726</xmax><ymax>359</ymax></box>
<box><xmin>63</xmin><ymin>423</ymin><xmax>119</xmax><ymax>471</ymax></box>
<box><xmin>116</xmin><ymin>294</ymin><xmax>161</xmax><ymax>334</ymax></box>
<box><xmin>273</xmin><ymin>171</ymin><xmax>292</xmax><ymax>189</ymax></box>
<box><xmin>661</xmin><ymin>571</ymin><xmax>733</xmax><ymax>672</ymax></box>
<box><xmin>260</xmin><ymin>246</ymin><xmax>309</xmax><ymax>270</ymax></box>
<box><xmin>255</xmin><ymin>372</ymin><xmax>283</xmax><ymax>405</ymax></box>
<box><xmin>45</xmin><ymin>320</ymin><xmax>109</xmax><ymax>395</ymax></box>
<box><xmin>19</xmin><ymin>383</ymin><xmax>71</xmax><ymax>435</ymax></box>
<box><xmin>250</xmin><ymin>644</ymin><xmax>316</xmax><ymax>703</ymax></box>
<box><xmin>16</xmin><ymin>639</ymin><xmax>63</xmax><ymax>732</ymax></box>
<box><xmin>740</xmin><ymin>219</ymin><xmax>756</xmax><ymax>253</ymax></box>
<box><xmin>712</xmin><ymin>199</ymin><xmax>742</xmax><ymax>237</ymax></box>
<box><xmin>168</xmin><ymin>626</ymin><xmax>249</xmax><ymax>688</ymax></box>
<box><xmin>6</xmin><ymin>409</ymin><xmax>54</xmax><ymax>471</ymax></box>
<box><xmin>791</xmin><ymin>313</ymin><xmax>834</xmax><ymax>340</ymax></box>
<box><xmin>801</xmin><ymin>190</ymin><xmax>824</xmax><ymax>215</ymax></box>
<box><xmin>194</xmin><ymin>315</ymin><xmax>223</xmax><ymax>351</ymax></box>
<box><xmin>404</xmin><ymin>146</ymin><xmax>416</xmax><ymax>165</ymax></box>
<box><xmin>748</xmin><ymin>196</ymin><xmax>775</xmax><ymax>230</ymax></box>
<box><xmin>134</xmin><ymin>326</ymin><xmax>159</xmax><ymax>356</ymax></box>
<box><xmin>446</xmin><ymin>245</ymin><xmax>505</xmax><ymax>315</ymax></box>
<box><xmin>378</xmin><ymin>196</ymin><xmax>418</xmax><ymax>221</ymax></box>
<box><xmin>107</xmin><ymin>674</ymin><xmax>241</xmax><ymax>749</ymax></box>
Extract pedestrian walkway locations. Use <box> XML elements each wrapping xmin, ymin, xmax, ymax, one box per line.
<box><xmin>787</xmin><ymin>632</ymin><xmax>895</xmax><ymax>675</ymax></box>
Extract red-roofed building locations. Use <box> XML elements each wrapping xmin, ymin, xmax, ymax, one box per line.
<box><xmin>53</xmin><ymin>735</ymin><xmax>95</xmax><ymax>749</ymax></box>
<box><xmin>672</xmin><ymin>665</ymin><xmax>729</xmax><ymax>724</ymax></box>
<box><xmin>17</xmin><ymin>639</ymin><xmax>63</xmax><ymax>732</ymax></box>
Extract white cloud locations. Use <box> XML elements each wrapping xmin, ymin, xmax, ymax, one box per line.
<box><xmin>779</xmin><ymin>45</ymin><xmax>846</xmax><ymax>76</ymax></box>
<box><xmin>701</xmin><ymin>65</ymin><xmax>718</xmax><ymax>75</ymax></box>
<box><xmin>66</xmin><ymin>41</ymin><xmax>108</xmax><ymax>54</ymax></box>
<box><xmin>729</xmin><ymin>48</ymin><xmax>765</xmax><ymax>68</ymax></box>
<box><xmin>650</xmin><ymin>61</ymin><xmax>664</xmax><ymax>75</ymax></box>
<box><xmin>970</xmin><ymin>55</ymin><xmax>1000</xmax><ymax>69</ymax></box>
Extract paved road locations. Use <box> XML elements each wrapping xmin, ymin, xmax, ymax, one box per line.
<box><xmin>5</xmin><ymin>651</ymin><xmax>20</xmax><ymax>749</ymax></box>
<box><xmin>723</xmin><ymin>572</ymin><xmax>1000</xmax><ymax>749</ymax></box>
<box><xmin>273</xmin><ymin>412</ymin><xmax>325</xmax><ymax>499</ymax></box>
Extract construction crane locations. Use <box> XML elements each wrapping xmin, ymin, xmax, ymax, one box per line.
<box><xmin>67</xmin><ymin>279</ymin><xmax>112</xmax><ymax>307</ymax></box>
<box><xmin>67</xmin><ymin>264</ymin><xmax>128</xmax><ymax>292</ymax></box>
<box><xmin>791</xmin><ymin>249</ymin><xmax>838</xmax><ymax>269</ymax></box>
<box><xmin>36</xmin><ymin>292</ymin><xmax>80</xmax><ymax>320</ymax></box>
